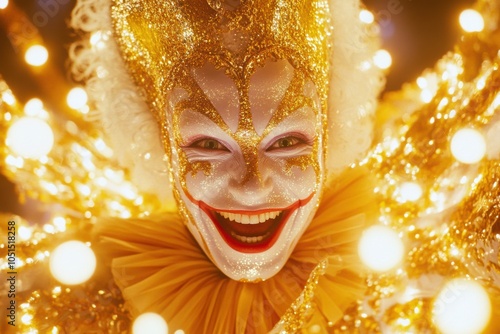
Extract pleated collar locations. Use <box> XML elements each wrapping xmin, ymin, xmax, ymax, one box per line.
<box><xmin>95</xmin><ymin>167</ymin><xmax>376</xmax><ymax>333</ymax></box>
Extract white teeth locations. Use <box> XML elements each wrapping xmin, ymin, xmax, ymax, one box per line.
<box><xmin>230</xmin><ymin>232</ymin><xmax>270</xmax><ymax>243</ymax></box>
<box><xmin>217</xmin><ymin>210</ymin><xmax>282</xmax><ymax>224</ymax></box>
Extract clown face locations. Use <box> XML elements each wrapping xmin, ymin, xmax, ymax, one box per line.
<box><xmin>164</xmin><ymin>58</ymin><xmax>325</xmax><ymax>281</ymax></box>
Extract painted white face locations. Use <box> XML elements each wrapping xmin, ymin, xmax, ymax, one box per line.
<box><xmin>165</xmin><ymin>58</ymin><xmax>325</xmax><ymax>281</ymax></box>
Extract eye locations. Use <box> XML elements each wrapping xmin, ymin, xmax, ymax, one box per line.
<box><xmin>189</xmin><ymin>138</ymin><xmax>229</xmax><ymax>151</ymax></box>
<box><xmin>267</xmin><ymin>136</ymin><xmax>304</xmax><ymax>151</ymax></box>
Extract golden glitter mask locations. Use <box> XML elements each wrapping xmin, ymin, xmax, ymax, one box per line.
<box><xmin>173</xmin><ymin>69</ymin><xmax>322</xmax><ymax>185</ymax></box>
<box><xmin>110</xmin><ymin>0</ymin><xmax>332</xmax><ymax>123</ymax></box>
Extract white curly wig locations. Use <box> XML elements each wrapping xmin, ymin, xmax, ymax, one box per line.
<box><xmin>70</xmin><ymin>0</ymin><xmax>384</xmax><ymax>202</ymax></box>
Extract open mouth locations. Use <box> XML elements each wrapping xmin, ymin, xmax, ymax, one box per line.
<box><xmin>198</xmin><ymin>193</ymin><xmax>315</xmax><ymax>253</ymax></box>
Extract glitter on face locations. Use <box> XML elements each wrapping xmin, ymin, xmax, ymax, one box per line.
<box><xmin>111</xmin><ymin>0</ymin><xmax>331</xmax><ymax>280</ymax></box>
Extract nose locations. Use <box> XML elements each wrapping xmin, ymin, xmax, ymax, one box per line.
<box><xmin>227</xmin><ymin>159</ymin><xmax>273</xmax><ymax>204</ymax></box>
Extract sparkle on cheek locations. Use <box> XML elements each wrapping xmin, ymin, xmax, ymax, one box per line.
<box><xmin>282</xmin><ymin>135</ymin><xmax>321</xmax><ymax>186</ymax></box>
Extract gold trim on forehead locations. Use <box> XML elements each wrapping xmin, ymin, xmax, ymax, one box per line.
<box><xmin>174</xmin><ymin>65</ymin><xmax>321</xmax><ymax>190</ymax></box>
<box><xmin>111</xmin><ymin>0</ymin><xmax>332</xmax><ymax>124</ymax></box>
<box><xmin>262</xmin><ymin>70</ymin><xmax>314</xmax><ymax>138</ymax></box>
<box><xmin>172</xmin><ymin>74</ymin><xmax>231</xmax><ymax>135</ymax></box>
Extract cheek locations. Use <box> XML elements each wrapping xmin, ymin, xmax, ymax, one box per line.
<box><xmin>268</xmin><ymin>140</ymin><xmax>324</xmax><ymax>198</ymax></box>
<box><xmin>184</xmin><ymin>168</ymin><xmax>227</xmax><ymax>197</ymax></box>
<box><xmin>183</xmin><ymin>158</ymin><xmax>242</xmax><ymax>200</ymax></box>
<box><xmin>269</xmin><ymin>162</ymin><xmax>318</xmax><ymax>198</ymax></box>
<box><xmin>167</xmin><ymin>137</ymin><xmax>185</xmax><ymax>181</ymax></box>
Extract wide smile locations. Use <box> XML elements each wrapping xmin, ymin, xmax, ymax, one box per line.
<box><xmin>197</xmin><ymin>193</ymin><xmax>315</xmax><ymax>253</ymax></box>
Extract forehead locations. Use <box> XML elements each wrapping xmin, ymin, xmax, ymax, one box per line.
<box><xmin>190</xmin><ymin>59</ymin><xmax>296</xmax><ymax>133</ymax></box>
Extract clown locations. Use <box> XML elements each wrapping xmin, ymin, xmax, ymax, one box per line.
<box><xmin>71</xmin><ymin>0</ymin><xmax>383</xmax><ymax>331</ymax></box>
<box><xmin>111</xmin><ymin>0</ymin><xmax>333</xmax><ymax>281</ymax></box>
<box><xmin>0</xmin><ymin>0</ymin><xmax>497</xmax><ymax>332</ymax></box>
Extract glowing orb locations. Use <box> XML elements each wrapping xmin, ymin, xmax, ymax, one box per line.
<box><xmin>432</xmin><ymin>279</ymin><xmax>491</xmax><ymax>334</ymax></box>
<box><xmin>24</xmin><ymin>45</ymin><xmax>49</xmax><ymax>66</ymax></box>
<box><xmin>2</xmin><ymin>91</ymin><xmax>16</xmax><ymax>105</ymax></box>
<box><xmin>450</xmin><ymin>128</ymin><xmax>486</xmax><ymax>164</ymax></box>
<box><xmin>0</xmin><ymin>0</ymin><xmax>8</xmax><ymax>10</ymax></box>
<box><xmin>359</xmin><ymin>9</ymin><xmax>374</xmax><ymax>24</ymax></box>
<box><xmin>132</xmin><ymin>313</ymin><xmax>168</xmax><ymax>334</ymax></box>
<box><xmin>18</xmin><ymin>226</ymin><xmax>33</xmax><ymax>241</ymax></box>
<box><xmin>399</xmin><ymin>182</ymin><xmax>423</xmax><ymax>202</ymax></box>
<box><xmin>21</xmin><ymin>313</ymin><xmax>33</xmax><ymax>325</ymax></box>
<box><xmin>416</xmin><ymin>77</ymin><xmax>427</xmax><ymax>89</ymax></box>
<box><xmin>358</xmin><ymin>225</ymin><xmax>404</xmax><ymax>272</ymax></box>
<box><xmin>49</xmin><ymin>241</ymin><xmax>96</xmax><ymax>285</ymax></box>
<box><xmin>66</xmin><ymin>87</ymin><xmax>88</xmax><ymax>110</ymax></box>
<box><xmin>6</xmin><ymin>117</ymin><xmax>54</xmax><ymax>159</ymax></box>
<box><xmin>373</xmin><ymin>50</ymin><xmax>392</xmax><ymax>70</ymax></box>
<box><xmin>419</xmin><ymin>89</ymin><xmax>434</xmax><ymax>103</ymax></box>
<box><xmin>459</xmin><ymin>9</ymin><xmax>485</xmax><ymax>33</ymax></box>
<box><xmin>24</xmin><ymin>98</ymin><xmax>44</xmax><ymax>116</ymax></box>
<box><xmin>90</xmin><ymin>31</ymin><xmax>109</xmax><ymax>49</ymax></box>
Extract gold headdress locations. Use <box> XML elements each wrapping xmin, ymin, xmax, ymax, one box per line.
<box><xmin>71</xmin><ymin>0</ymin><xmax>382</xmax><ymax>200</ymax></box>
<box><xmin>111</xmin><ymin>0</ymin><xmax>332</xmax><ymax>125</ymax></box>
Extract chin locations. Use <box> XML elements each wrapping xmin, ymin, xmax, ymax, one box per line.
<box><xmin>185</xmin><ymin>192</ymin><xmax>320</xmax><ymax>281</ymax></box>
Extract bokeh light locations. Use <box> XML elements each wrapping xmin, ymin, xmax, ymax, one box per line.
<box><xmin>90</xmin><ymin>31</ymin><xmax>109</xmax><ymax>50</ymax></box>
<box><xmin>2</xmin><ymin>90</ymin><xmax>16</xmax><ymax>105</ymax></box>
<box><xmin>450</xmin><ymin>128</ymin><xmax>486</xmax><ymax>164</ymax></box>
<box><xmin>52</xmin><ymin>216</ymin><xmax>67</xmax><ymax>232</ymax></box>
<box><xmin>132</xmin><ymin>313</ymin><xmax>168</xmax><ymax>334</ymax></box>
<box><xmin>21</xmin><ymin>313</ymin><xmax>33</xmax><ymax>325</ymax></box>
<box><xmin>416</xmin><ymin>77</ymin><xmax>427</xmax><ymax>89</ymax></box>
<box><xmin>420</xmin><ymin>89</ymin><xmax>434</xmax><ymax>103</ymax></box>
<box><xmin>49</xmin><ymin>241</ymin><xmax>97</xmax><ymax>285</ymax></box>
<box><xmin>359</xmin><ymin>9</ymin><xmax>374</xmax><ymax>24</ymax></box>
<box><xmin>6</xmin><ymin>117</ymin><xmax>54</xmax><ymax>159</ymax></box>
<box><xmin>373</xmin><ymin>49</ymin><xmax>392</xmax><ymax>70</ymax></box>
<box><xmin>399</xmin><ymin>181</ymin><xmax>423</xmax><ymax>202</ymax></box>
<box><xmin>432</xmin><ymin>279</ymin><xmax>491</xmax><ymax>334</ymax></box>
<box><xmin>18</xmin><ymin>226</ymin><xmax>33</xmax><ymax>241</ymax></box>
<box><xmin>459</xmin><ymin>9</ymin><xmax>485</xmax><ymax>33</ymax></box>
<box><xmin>66</xmin><ymin>87</ymin><xmax>88</xmax><ymax>110</ymax></box>
<box><xmin>0</xmin><ymin>0</ymin><xmax>8</xmax><ymax>10</ymax></box>
<box><xmin>358</xmin><ymin>225</ymin><xmax>404</xmax><ymax>272</ymax></box>
<box><xmin>24</xmin><ymin>45</ymin><xmax>49</xmax><ymax>67</ymax></box>
<box><xmin>24</xmin><ymin>98</ymin><xmax>44</xmax><ymax>116</ymax></box>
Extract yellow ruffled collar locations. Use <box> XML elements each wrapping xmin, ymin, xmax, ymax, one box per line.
<box><xmin>95</xmin><ymin>167</ymin><xmax>376</xmax><ymax>333</ymax></box>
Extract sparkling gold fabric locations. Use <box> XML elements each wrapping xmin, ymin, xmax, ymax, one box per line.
<box><xmin>111</xmin><ymin>0</ymin><xmax>331</xmax><ymax>122</ymax></box>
